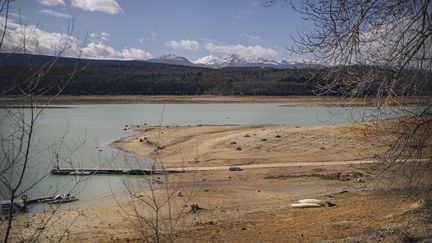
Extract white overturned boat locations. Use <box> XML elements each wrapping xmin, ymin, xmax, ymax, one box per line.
<box><xmin>291</xmin><ymin>198</ymin><xmax>324</xmax><ymax>208</ymax></box>
<box><xmin>291</xmin><ymin>203</ymin><xmax>322</xmax><ymax>208</ymax></box>
<box><xmin>298</xmin><ymin>199</ymin><xmax>323</xmax><ymax>205</ymax></box>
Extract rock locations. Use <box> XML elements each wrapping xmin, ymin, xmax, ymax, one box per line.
<box><xmin>139</xmin><ymin>138</ymin><xmax>144</xmax><ymax>142</ymax></box>
<box><xmin>236</xmin><ymin>147</ymin><xmax>242</xmax><ymax>151</ymax></box>
<box><xmin>326</xmin><ymin>202</ymin><xmax>336</xmax><ymax>207</ymax></box>
<box><xmin>176</xmin><ymin>191</ymin><xmax>183</xmax><ymax>197</ymax></box>
<box><xmin>275</xmin><ymin>135</ymin><xmax>281</xmax><ymax>138</ymax></box>
<box><xmin>229</xmin><ymin>167</ymin><xmax>243</xmax><ymax>171</ymax></box>
<box><xmin>231</xmin><ymin>141</ymin><xmax>237</xmax><ymax>145</ymax></box>
<box><xmin>194</xmin><ymin>220</ymin><xmax>216</xmax><ymax>226</ymax></box>
<box><xmin>244</xmin><ymin>134</ymin><xmax>250</xmax><ymax>137</ymax></box>
<box><xmin>190</xmin><ymin>204</ymin><xmax>203</xmax><ymax>213</ymax></box>
<box><xmin>261</xmin><ymin>138</ymin><xmax>268</xmax><ymax>141</ymax></box>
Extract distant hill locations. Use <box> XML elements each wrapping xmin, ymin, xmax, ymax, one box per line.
<box><xmin>147</xmin><ymin>54</ymin><xmax>199</xmax><ymax>67</ymax></box>
<box><xmin>0</xmin><ymin>53</ymin><xmax>324</xmax><ymax>96</ymax></box>
<box><xmin>0</xmin><ymin>52</ymin><xmax>157</xmax><ymax>67</ymax></box>
<box><xmin>3</xmin><ymin>53</ymin><xmax>427</xmax><ymax>96</ymax></box>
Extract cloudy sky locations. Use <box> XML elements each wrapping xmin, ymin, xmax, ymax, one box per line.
<box><xmin>2</xmin><ymin>0</ymin><xmax>311</xmax><ymax>62</ymax></box>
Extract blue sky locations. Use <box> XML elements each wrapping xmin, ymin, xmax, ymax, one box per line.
<box><xmin>3</xmin><ymin>0</ymin><xmax>311</xmax><ymax>62</ymax></box>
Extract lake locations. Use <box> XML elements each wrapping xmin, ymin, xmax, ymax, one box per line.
<box><xmin>0</xmin><ymin>103</ymin><xmax>414</xmax><ymax>210</ymax></box>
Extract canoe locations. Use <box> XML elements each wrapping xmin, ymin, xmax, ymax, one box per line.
<box><xmin>298</xmin><ymin>199</ymin><xmax>323</xmax><ymax>204</ymax></box>
<box><xmin>291</xmin><ymin>203</ymin><xmax>322</xmax><ymax>208</ymax></box>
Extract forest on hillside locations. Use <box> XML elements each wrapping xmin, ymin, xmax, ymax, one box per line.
<box><xmin>1</xmin><ymin>53</ymin><xmax>430</xmax><ymax>96</ymax></box>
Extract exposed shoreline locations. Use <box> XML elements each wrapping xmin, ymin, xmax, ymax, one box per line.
<box><xmin>111</xmin><ymin>123</ymin><xmax>386</xmax><ymax>168</ymax></box>
<box><xmin>0</xmin><ymin>95</ymin><xmax>429</xmax><ymax>106</ymax></box>
<box><xmin>7</xmin><ymin>110</ymin><xmax>432</xmax><ymax>242</ymax></box>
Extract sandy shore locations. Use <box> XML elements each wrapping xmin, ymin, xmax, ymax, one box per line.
<box><xmin>9</xmin><ymin>164</ymin><xmax>432</xmax><ymax>242</ymax></box>
<box><xmin>4</xmin><ymin>122</ymin><xmax>432</xmax><ymax>242</ymax></box>
<box><xmin>111</xmin><ymin>123</ymin><xmax>386</xmax><ymax>168</ymax></box>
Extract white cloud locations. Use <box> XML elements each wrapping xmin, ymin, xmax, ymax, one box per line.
<box><xmin>38</xmin><ymin>10</ymin><xmax>73</xmax><ymax>19</ymax></box>
<box><xmin>121</xmin><ymin>48</ymin><xmax>153</xmax><ymax>60</ymax></box>
<box><xmin>0</xmin><ymin>18</ymin><xmax>79</xmax><ymax>55</ymax></box>
<box><xmin>206</xmin><ymin>43</ymin><xmax>278</xmax><ymax>57</ymax></box>
<box><xmin>101</xmin><ymin>32</ymin><xmax>110</xmax><ymax>41</ymax></box>
<box><xmin>88</xmin><ymin>32</ymin><xmax>110</xmax><ymax>42</ymax></box>
<box><xmin>37</xmin><ymin>0</ymin><xmax>65</xmax><ymax>7</ymax></box>
<box><xmin>81</xmin><ymin>42</ymin><xmax>152</xmax><ymax>60</ymax></box>
<box><xmin>0</xmin><ymin>19</ymin><xmax>152</xmax><ymax>60</ymax></box>
<box><xmin>239</xmin><ymin>33</ymin><xmax>260</xmax><ymax>42</ymax></box>
<box><xmin>71</xmin><ymin>0</ymin><xmax>122</xmax><ymax>15</ymax></box>
<box><xmin>81</xmin><ymin>42</ymin><xmax>117</xmax><ymax>58</ymax></box>
<box><xmin>166</xmin><ymin>40</ymin><xmax>200</xmax><ymax>50</ymax></box>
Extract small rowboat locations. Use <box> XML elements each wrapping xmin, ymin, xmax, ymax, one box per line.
<box><xmin>47</xmin><ymin>196</ymin><xmax>79</xmax><ymax>204</ymax></box>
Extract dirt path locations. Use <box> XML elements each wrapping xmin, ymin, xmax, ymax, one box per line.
<box><xmin>169</xmin><ymin>159</ymin><xmax>375</xmax><ymax>171</ymax></box>
<box><xmin>166</xmin><ymin>158</ymin><xmax>429</xmax><ymax>172</ymax></box>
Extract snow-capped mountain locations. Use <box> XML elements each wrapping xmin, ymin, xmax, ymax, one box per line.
<box><xmin>194</xmin><ymin>54</ymin><xmax>280</xmax><ymax>68</ymax></box>
<box><xmin>146</xmin><ymin>53</ymin><xmax>316</xmax><ymax>69</ymax></box>
<box><xmin>147</xmin><ymin>54</ymin><xmax>196</xmax><ymax>66</ymax></box>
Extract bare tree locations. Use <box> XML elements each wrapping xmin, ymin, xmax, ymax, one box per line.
<box><xmin>115</xmin><ymin>108</ymin><xmax>198</xmax><ymax>243</ymax></box>
<box><xmin>289</xmin><ymin>0</ymin><xmax>432</xmax><ymax>187</ymax></box>
<box><xmin>0</xmin><ymin>2</ymin><xmax>87</xmax><ymax>241</ymax></box>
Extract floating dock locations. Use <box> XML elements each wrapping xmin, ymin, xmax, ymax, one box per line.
<box><xmin>1</xmin><ymin>196</ymin><xmax>58</xmax><ymax>213</ymax></box>
<box><xmin>50</xmin><ymin>168</ymin><xmax>185</xmax><ymax>176</ymax></box>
